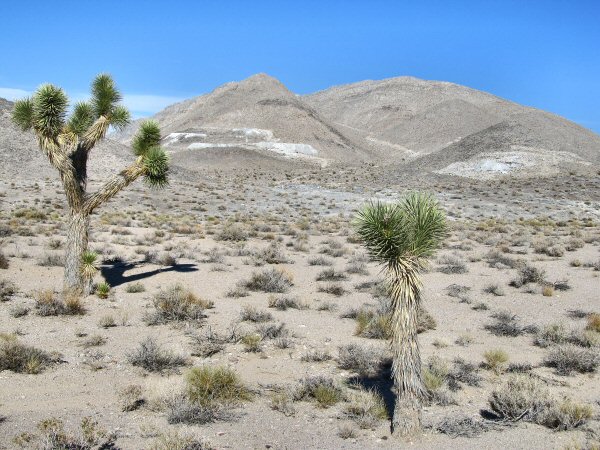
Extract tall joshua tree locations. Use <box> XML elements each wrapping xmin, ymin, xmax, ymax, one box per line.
<box><xmin>12</xmin><ymin>74</ymin><xmax>169</xmax><ymax>293</ymax></box>
<box><xmin>354</xmin><ymin>193</ymin><xmax>446</xmax><ymax>437</ymax></box>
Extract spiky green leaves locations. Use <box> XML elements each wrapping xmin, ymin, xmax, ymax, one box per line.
<box><xmin>142</xmin><ymin>146</ymin><xmax>169</xmax><ymax>188</ymax></box>
<box><xmin>81</xmin><ymin>250</ymin><xmax>99</xmax><ymax>280</ymax></box>
<box><xmin>12</xmin><ymin>98</ymin><xmax>34</xmax><ymax>131</ymax></box>
<box><xmin>16</xmin><ymin>84</ymin><xmax>69</xmax><ymax>139</ymax></box>
<box><xmin>132</xmin><ymin>120</ymin><xmax>161</xmax><ymax>156</ymax></box>
<box><xmin>90</xmin><ymin>73</ymin><xmax>130</xmax><ymax>130</ymax></box>
<box><xmin>91</xmin><ymin>74</ymin><xmax>121</xmax><ymax>118</ymax></box>
<box><xmin>354</xmin><ymin>192</ymin><xmax>447</xmax><ymax>265</ymax></box>
<box><xmin>68</xmin><ymin>102</ymin><xmax>94</xmax><ymax>136</ymax></box>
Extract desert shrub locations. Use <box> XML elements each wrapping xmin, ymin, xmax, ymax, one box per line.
<box><xmin>38</xmin><ymin>253</ymin><xmax>65</xmax><ymax>267</ymax></box>
<box><xmin>267</xmin><ymin>295</ymin><xmax>307</xmax><ymax>310</ymax></box>
<box><xmin>337</xmin><ymin>344</ymin><xmax>386</xmax><ymax>376</ymax></box>
<box><xmin>319</xmin><ymin>239</ymin><xmax>346</xmax><ymax>258</ymax></box>
<box><xmin>0</xmin><ymin>334</ymin><xmax>54</xmax><ymax>374</ymax></box>
<box><xmin>98</xmin><ymin>315</ymin><xmax>116</xmax><ymax>328</ymax></box>
<box><xmin>344</xmin><ymin>388</ymin><xmax>388</xmax><ymax>428</ymax></box>
<box><xmin>240</xmin><ymin>305</ymin><xmax>273</xmax><ymax>323</ymax></box>
<box><xmin>9</xmin><ymin>304</ymin><xmax>29</xmax><ymax>318</ymax></box>
<box><xmin>316</xmin><ymin>268</ymin><xmax>347</xmax><ymax>281</ymax></box>
<box><xmin>535</xmin><ymin>323</ymin><xmax>569</xmax><ymax>347</ymax></box>
<box><xmin>125</xmin><ymin>282</ymin><xmax>145</xmax><ymax>293</ymax></box>
<box><xmin>434</xmin><ymin>415</ymin><xmax>488</xmax><ymax>437</ymax></box>
<box><xmin>166</xmin><ymin>395</ymin><xmax>223</xmax><ymax>425</ymax></box>
<box><xmin>30</xmin><ymin>417</ymin><xmax>112</xmax><ymax>449</ymax></box>
<box><xmin>317</xmin><ymin>283</ymin><xmax>346</xmax><ymax>296</ymax></box>
<box><xmin>483</xmin><ymin>349</ymin><xmax>509</xmax><ymax>374</ymax></box>
<box><xmin>127</xmin><ymin>338</ymin><xmax>187</xmax><ymax>373</ymax></box>
<box><xmin>0</xmin><ymin>251</ymin><xmax>8</xmax><ymax>269</ymax></box>
<box><xmin>488</xmin><ymin>375</ymin><xmax>554</xmax><ymax>421</ymax></box>
<box><xmin>35</xmin><ymin>290</ymin><xmax>84</xmax><ymax>316</ymax></box>
<box><xmin>308</xmin><ymin>256</ymin><xmax>333</xmax><ymax>266</ymax></box>
<box><xmin>186</xmin><ymin>366</ymin><xmax>251</xmax><ymax>407</ymax></box>
<box><xmin>485</xmin><ymin>250</ymin><xmax>520</xmax><ymax>269</ymax></box>
<box><xmin>544</xmin><ymin>345</ymin><xmax>599</xmax><ymax>375</ymax></box>
<box><xmin>316</xmin><ymin>301</ymin><xmax>338</xmax><ymax>311</ymax></box>
<box><xmin>189</xmin><ymin>329</ymin><xmax>230</xmax><ymax>358</ymax></box>
<box><xmin>446</xmin><ymin>284</ymin><xmax>471</xmax><ymax>298</ymax></box>
<box><xmin>586</xmin><ymin>313</ymin><xmax>600</xmax><ymax>332</ymax></box>
<box><xmin>483</xmin><ymin>283</ymin><xmax>505</xmax><ymax>296</ymax></box>
<box><xmin>455</xmin><ymin>334</ymin><xmax>475</xmax><ymax>346</ymax></box>
<box><xmin>301</xmin><ymin>349</ymin><xmax>332</xmax><ymax>362</ymax></box>
<box><xmin>437</xmin><ymin>255</ymin><xmax>468</xmax><ymax>274</ymax></box>
<box><xmin>243</xmin><ymin>268</ymin><xmax>293</xmax><ymax>293</ymax></box>
<box><xmin>225</xmin><ymin>286</ymin><xmax>249</xmax><ymax>298</ymax></box>
<box><xmin>423</xmin><ymin>356</ymin><xmax>455</xmax><ymax>406</ymax></box>
<box><xmin>95</xmin><ymin>282</ymin><xmax>111</xmax><ymax>299</ymax></box>
<box><xmin>146</xmin><ymin>284</ymin><xmax>212</xmax><ymax>324</ymax></box>
<box><xmin>510</xmin><ymin>264</ymin><xmax>546</xmax><ymax>287</ymax></box>
<box><xmin>150</xmin><ymin>430</ymin><xmax>214</xmax><ymax>449</ymax></box>
<box><xmin>418</xmin><ymin>308</ymin><xmax>437</xmax><ymax>332</ymax></box>
<box><xmin>216</xmin><ymin>223</ymin><xmax>248</xmax><ymax>242</ymax></box>
<box><xmin>241</xmin><ymin>334</ymin><xmax>262</xmax><ymax>353</ymax></box>
<box><xmin>270</xmin><ymin>390</ymin><xmax>296</xmax><ymax>416</ymax></box>
<box><xmin>294</xmin><ymin>376</ymin><xmax>343</xmax><ymax>408</ymax></box>
<box><xmin>119</xmin><ymin>384</ymin><xmax>144</xmax><ymax>412</ymax></box>
<box><xmin>540</xmin><ymin>398</ymin><xmax>594</xmax><ymax>431</ymax></box>
<box><xmin>534</xmin><ymin>241</ymin><xmax>565</xmax><ymax>257</ymax></box>
<box><xmin>568</xmin><ymin>329</ymin><xmax>600</xmax><ymax>348</ymax></box>
<box><xmin>565</xmin><ymin>238</ymin><xmax>585</xmax><ymax>252</ymax></box>
<box><xmin>346</xmin><ymin>260</ymin><xmax>368</xmax><ymax>275</ymax></box>
<box><xmin>0</xmin><ymin>279</ymin><xmax>16</xmax><ymax>301</ymax></box>
<box><xmin>255</xmin><ymin>322</ymin><xmax>288</xmax><ymax>340</ymax></box>
<box><xmin>252</xmin><ymin>242</ymin><xmax>290</xmax><ymax>264</ymax></box>
<box><xmin>485</xmin><ymin>311</ymin><xmax>537</xmax><ymax>337</ymax></box>
<box><xmin>447</xmin><ymin>358</ymin><xmax>482</xmax><ymax>389</ymax></box>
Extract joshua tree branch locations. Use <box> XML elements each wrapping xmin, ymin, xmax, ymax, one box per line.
<box><xmin>82</xmin><ymin>158</ymin><xmax>145</xmax><ymax>214</ymax></box>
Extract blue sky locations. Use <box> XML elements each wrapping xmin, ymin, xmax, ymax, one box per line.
<box><xmin>1</xmin><ymin>0</ymin><xmax>599</xmax><ymax>132</ymax></box>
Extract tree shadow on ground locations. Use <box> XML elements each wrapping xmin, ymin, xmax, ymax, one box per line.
<box><xmin>100</xmin><ymin>261</ymin><xmax>198</xmax><ymax>288</ymax></box>
<box><xmin>347</xmin><ymin>360</ymin><xmax>395</xmax><ymax>418</ymax></box>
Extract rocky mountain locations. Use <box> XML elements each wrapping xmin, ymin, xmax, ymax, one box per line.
<box><xmin>3</xmin><ymin>74</ymin><xmax>599</xmax><ymax>180</ymax></box>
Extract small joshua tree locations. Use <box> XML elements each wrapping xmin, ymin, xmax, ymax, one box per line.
<box><xmin>12</xmin><ymin>74</ymin><xmax>169</xmax><ymax>293</ymax></box>
<box><xmin>354</xmin><ymin>193</ymin><xmax>446</xmax><ymax>437</ymax></box>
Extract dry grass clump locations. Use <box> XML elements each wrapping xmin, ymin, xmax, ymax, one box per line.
<box><xmin>0</xmin><ymin>334</ymin><xmax>55</xmax><ymax>374</ymax></box>
<box><xmin>483</xmin><ymin>283</ymin><xmax>505</xmax><ymax>296</ymax></box>
<box><xmin>294</xmin><ymin>376</ymin><xmax>343</xmax><ymax>408</ymax></box>
<box><xmin>127</xmin><ymin>338</ymin><xmax>187</xmax><ymax>373</ymax></box>
<box><xmin>270</xmin><ymin>389</ymin><xmax>296</xmax><ymax>416</ymax></box>
<box><xmin>239</xmin><ymin>305</ymin><xmax>273</xmax><ymax>323</ymax></box>
<box><xmin>489</xmin><ymin>376</ymin><xmax>594</xmax><ymax>430</ymax></box>
<box><xmin>317</xmin><ymin>283</ymin><xmax>346</xmax><ymax>296</ymax></box>
<box><xmin>0</xmin><ymin>279</ymin><xmax>16</xmax><ymax>301</ymax></box>
<box><xmin>337</xmin><ymin>344</ymin><xmax>387</xmax><ymax>376</ymax></box>
<box><xmin>216</xmin><ymin>223</ymin><xmax>248</xmax><ymax>242</ymax></box>
<box><xmin>243</xmin><ymin>268</ymin><xmax>293</xmax><ymax>293</ymax></box>
<box><xmin>149</xmin><ymin>431</ymin><xmax>214</xmax><ymax>450</ymax></box>
<box><xmin>119</xmin><ymin>384</ymin><xmax>145</xmax><ymax>412</ymax></box>
<box><xmin>241</xmin><ymin>334</ymin><xmax>262</xmax><ymax>353</ymax></box>
<box><xmin>343</xmin><ymin>387</ymin><xmax>388</xmax><ymax>428</ymax></box>
<box><xmin>423</xmin><ymin>356</ymin><xmax>456</xmax><ymax>406</ymax></box>
<box><xmin>482</xmin><ymin>349</ymin><xmax>509</xmax><ymax>374</ymax></box>
<box><xmin>267</xmin><ymin>295</ymin><xmax>307</xmax><ymax>310</ymax></box>
<box><xmin>544</xmin><ymin>345</ymin><xmax>600</xmax><ymax>375</ymax></box>
<box><xmin>437</xmin><ymin>255</ymin><xmax>468</xmax><ymax>274</ymax></box>
<box><xmin>316</xmin><ymin>268</ymin><xmax>347</xmax><ymax>281</ymax></box>
<box><xmin>586</xmin><ymin>313</ymin><xmax>600</xmax><ymax>332</ymax></box>
<box><xmin>308</xmin><ymin>255</ymin><xmax>333</xmax><ymax>266</ymax></box>
<box><xmin>146</xmin><ymin>284</ymin><xmax>212</xmax><ymax>324</ymax></box>
<box><xmin>35</xmin><ymin>290</ymin><xmax>85</xmax><ymax>316</ymax></box>
<box><xmin>17</xmin><ymin>417</ymin><xmax>112</xmax><ymax>449</ymax></box>
<box><xmin>186</xmin><ymin>366</ymin><xmax>252</xmax><ymax>407</ymax></box>
<box><xmin>534</xmin><ymin>323</ymin><xmax>573</xmax><ymax>347</ymax></box>
<box><xmin>300</xmin><ymin>349</ymin><xmax>332</xmax><ymax>362</ymax></box>
<box><xmin>125</xmin><ymin>282</ymin><xmax>145</xmax><ymax>293</ymax></box>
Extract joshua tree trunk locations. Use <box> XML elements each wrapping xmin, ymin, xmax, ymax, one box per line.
<box><xmin>64</xmin><ymin>211</ymin><xmax>90</xmax><ymax>294</ymax></box>
<box><xmin>389</xmin><ymin>261</ymin><xmax>424</xmax><ymax>437</ymax></box>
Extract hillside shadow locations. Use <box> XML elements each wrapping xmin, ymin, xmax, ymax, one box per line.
<box><xmin>100</xmin><ymin>261</ymin><xmax>198</xmax><ymax>287</ymax></box>
<box><xmin>347</xmin><ymin>360</ymin><xmax>395</xmax><ymax>420</ymax></box>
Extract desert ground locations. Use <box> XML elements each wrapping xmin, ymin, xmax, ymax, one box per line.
<box><xmin>1</xmin><ymin>163</ymin><xmax>599</xmax><ymax>449</ymax></box>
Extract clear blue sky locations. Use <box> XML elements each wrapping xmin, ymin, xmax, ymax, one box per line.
<box><xmin>1</xmin><ymin>0</ymin><xmax>599</xmax><ymax>132</ymax></box>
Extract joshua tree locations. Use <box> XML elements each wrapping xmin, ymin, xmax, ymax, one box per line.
<box><xmin>12</xmin><ymin>74</ymin><xmax>169</xmax><ymax>293</ymax></box>
<box><xmin>354</xmin><ymin>192</ymin><xmax>446</xmax><ymax>437</ymax></box>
